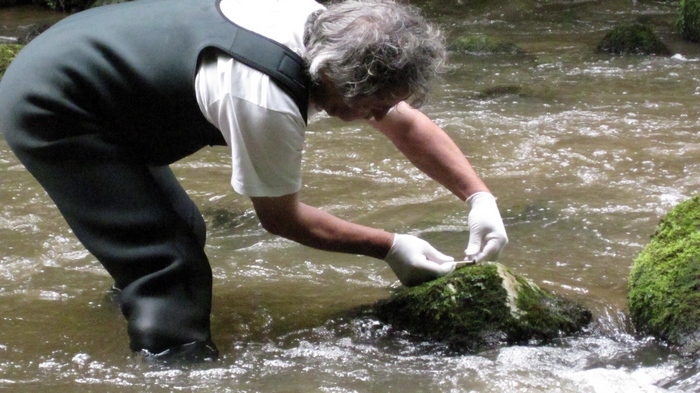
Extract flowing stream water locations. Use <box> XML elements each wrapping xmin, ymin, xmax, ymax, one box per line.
<box><xmin>1</xmin><ymin>1</ymin><xmax>700</xmax><ymax>391</ymax></box>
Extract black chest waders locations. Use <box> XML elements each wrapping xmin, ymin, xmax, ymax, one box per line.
<box><xmin>0</xmin><ymin>0</ymin><xmax>310</xmax><ymax>361</ymax></box>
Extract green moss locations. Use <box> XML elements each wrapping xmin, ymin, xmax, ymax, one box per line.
<box><xmin>629</xmin><ymin>196</ymin><xmax>700</xmax><ymax>354</ymax></box>
<box><xmin>372</xmin><ymin>262</ymin><xmax>591</xmax><ymax>352</ymax></box>
<box><xmin>447</xmin><ymin>35</ymin><xmax>524</xmax><ymax>55</ymax></box>
<box><xmin>0</xmin><ymin>44</ymin><xmax>23</xmax><ymax>79</ymax></box>
<box><xmin>678</xmin><ymin>0</ymin><xmax>700</xmax><ymax>43</ymax></box>
<box><xmin>513</xmin><ymin>275</ymin><xmax>593</xmax><ymax>342</ymax></box>
<box><xmin>597</xmin><ymin>23</ymin><xmax>671</xmax><ymax>55</ymax></box>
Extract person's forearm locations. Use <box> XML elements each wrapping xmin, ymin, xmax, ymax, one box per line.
<box><xmin>371</xmin><ymin>102</ymin><xmax>490</xmax><ymax>201</ymax></box>
<box><xmin>251</xmin><ymin>195</ymin><xmax>394</xmax><ymax>259</ymax></box>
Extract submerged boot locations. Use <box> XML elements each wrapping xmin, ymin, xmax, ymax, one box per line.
<box><xmin>118</xmin><ymin>253</ymin><xmax>217</xmax><ymax>364</ymax></box>
<box><xmin>136</xmin><ymin>340</ymin><xmax>219</xmax><ymax>365</ymax></box>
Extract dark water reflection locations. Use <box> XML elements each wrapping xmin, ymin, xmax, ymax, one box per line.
<box><xmin>2</xmin><ymin>1</ymin><xmax>700</xmax><ymax>391</ymax></box>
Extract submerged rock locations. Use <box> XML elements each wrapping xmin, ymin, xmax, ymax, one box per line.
<box><xmin>596</xmin><ymin>23</ymin><xmax>671</xmax><ymax>55</ymax></box>
<box><xmin>678</xmin><ymin>0</ymin><xmax>700</xmax><ymax>43</ymax></box>
<box><xmin>372</xmin><ymin>262</ymin><xmax>592</xmax><ymax>352</ymax></box>
<box><xmin>477</xmin><ymin>85</ymin><xmax>526</xmax><ymax>99</ymax></box>
<box><xmin>628</xmin><ymin>196</ymin><xmax>700</xmax><ymax>357</ymax></box>
<box><xmin>447</xmin><ymin>35</ymin><xmax>524</xmax><ymax>55</ymax></box>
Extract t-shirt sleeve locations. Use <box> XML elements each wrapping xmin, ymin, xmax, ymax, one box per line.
<box><xmin>205</xmin><ymin>94</ymin><xmax>306</xmax><ymax>197</ymax></box>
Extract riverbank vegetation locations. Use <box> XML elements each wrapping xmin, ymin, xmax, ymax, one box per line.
<box><xmin>678</xmin><ymin>0</ymin><xmax>700</xmax><ymax>42</ymax></box>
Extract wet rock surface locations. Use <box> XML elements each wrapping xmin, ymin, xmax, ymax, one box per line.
<box><xmin>597</xmin><ymin>22</ymin><xmax>671</xmax><ymax>55</ymax></box>
<box><xmin>372</xmin><ymin>262</ymin><xmax>592</xmax><ymax>352</ymax></box>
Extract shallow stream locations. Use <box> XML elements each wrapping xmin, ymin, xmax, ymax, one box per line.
<box><xmin>1</xmin><ymin>1</ymin><xmax>700</xmax><ymax>391</ymax></box>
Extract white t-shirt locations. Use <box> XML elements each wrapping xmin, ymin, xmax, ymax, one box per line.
<box><xmin>195</xmin><ymin>0</ymin><xmax>324</xmax><ymax>197</ymax></box>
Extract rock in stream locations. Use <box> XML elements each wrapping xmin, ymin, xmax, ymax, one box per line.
<box><xmin>372</xmin><ymin>262</ymin><xmax>592</xmax><ymax>352</ymax></box>
<box><xmin>629</xmin><ymin>195</ymin><xmax>700</xmax><ymax>358</ymax></box>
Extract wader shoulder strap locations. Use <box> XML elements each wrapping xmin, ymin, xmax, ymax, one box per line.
<box><xmin>222</xmin><ymin>19</ymin><xmax>310</xmax><ymax>124</ymax></box>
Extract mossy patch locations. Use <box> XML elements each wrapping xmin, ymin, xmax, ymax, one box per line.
<box><xmin>597</xmin><ymin>23</ymin><xmax>671</xmax><ymax>55</ymax></box>
<box><xmin>0</xmin><ymin>44</ymin><xmax>23</xmax><ymax>79</ymax></box>
<box><xmin>372</xmin><ymin>262</ymin><xmax>592</xmax><ymax>352</ymax></box>
<box><xmin>628</xmin><ymin>196</ymin><xmax>700</xmax><ymax>357</ymax></box>
<box><xmin>678</xmin><ymin>0</ymin><xmax>700</xmax><ymax>43</ymax></box>
<box><xmin>447</xmin><ymin>35</ymin><xmax>525</xmax><ymax>55</ymax></box>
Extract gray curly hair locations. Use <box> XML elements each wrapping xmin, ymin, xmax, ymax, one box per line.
<box><xmin>304</xmin><ymin>0</ymin><xmax>447</xmax><ymax>107</ymax></box>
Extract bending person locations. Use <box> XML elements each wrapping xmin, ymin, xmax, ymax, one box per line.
<box><xmin>0</xmin><ymin>0</ymin><xmax>508</xmax><ymax>362</ymax></box>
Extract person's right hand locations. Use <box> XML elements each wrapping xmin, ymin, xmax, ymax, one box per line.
<box><xmin>464</xmin><ymin>192</ymin><xmax>508</xmax><ymax>262</ymax></box>
<box><xmin>384</xmin><ymin>234</ymin><xmax>455</xmax><ymax>287</ymax></box>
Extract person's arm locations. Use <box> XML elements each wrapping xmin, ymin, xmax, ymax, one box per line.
<box><xmin>369</xmin><ymin>101</ymin><xmax>487</xmax><ymax>200</ymax></box>
<box><xmin>369</xmin><ymin>101</ymin><xmax>508</xmax><ymax>262</ymax></box>
<box><xmin>250</xmin><ymin>193</ymin><xmax>455</xmax><ymax>286</ymax></box>
<box><xmin>250</xmin><ymin>192</ymin><xmax>393</xmax><ymax>259</ymax></box>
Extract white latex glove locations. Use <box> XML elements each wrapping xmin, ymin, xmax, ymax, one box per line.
<box><xmin>384</xmin><ymin>234</ymin><xmax>456</xmax><ymax>287</ymax></box>
<box><xmin>465</xmin><ymin>192</ymin><xmax>508</xmax><ymax>263</ymax></box>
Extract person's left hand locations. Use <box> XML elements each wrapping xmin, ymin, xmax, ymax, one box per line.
<box><xmin>464</xmin><ymin>192</ymin><xmax>508</xmax><ymax>262</ymax></box>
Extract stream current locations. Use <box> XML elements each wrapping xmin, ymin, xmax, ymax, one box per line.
<box><xmin>1</xmin><ymin>0</ymin><xmax>699</xmax><ymax>391</ymax></box>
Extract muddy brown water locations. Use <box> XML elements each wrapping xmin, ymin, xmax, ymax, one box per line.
<box><xmin>1</xmin><ymin>1</ymin><xmax>700</xmax><ymax>391</ymax></box>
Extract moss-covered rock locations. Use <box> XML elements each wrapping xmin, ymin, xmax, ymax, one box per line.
<box><xmin>372</xmin><ymin>262</ymin><xmax>592</xmax><ymax>352</ymax></box>
<box><xmin>0</xmin><ymin>44</ymin><xmax>23</xmax><ymax>79</ymax></box>
<box><xmin>597</xmin><ymin>23</ymin><xmax>671</xmax><ymax>55</ymax></box>
<box><xmin>629</xmin><ymin>196</ymin><xmax>700</xmax><ymax>357</ymax></box>
<box><xmin>447</xmin><ymin>35</ymin><xmax>524</xmax><ymax>55</ymax></box>
<box><xmin>678</xmin><ymin>0</ymin><xmax>700</xmax><ymax>43</ymax></box>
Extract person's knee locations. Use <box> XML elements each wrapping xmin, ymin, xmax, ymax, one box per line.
<box><xmin>148</xmin><ymin>165</ymin><xmax>207</xmax><ymax>247</ymax></box>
